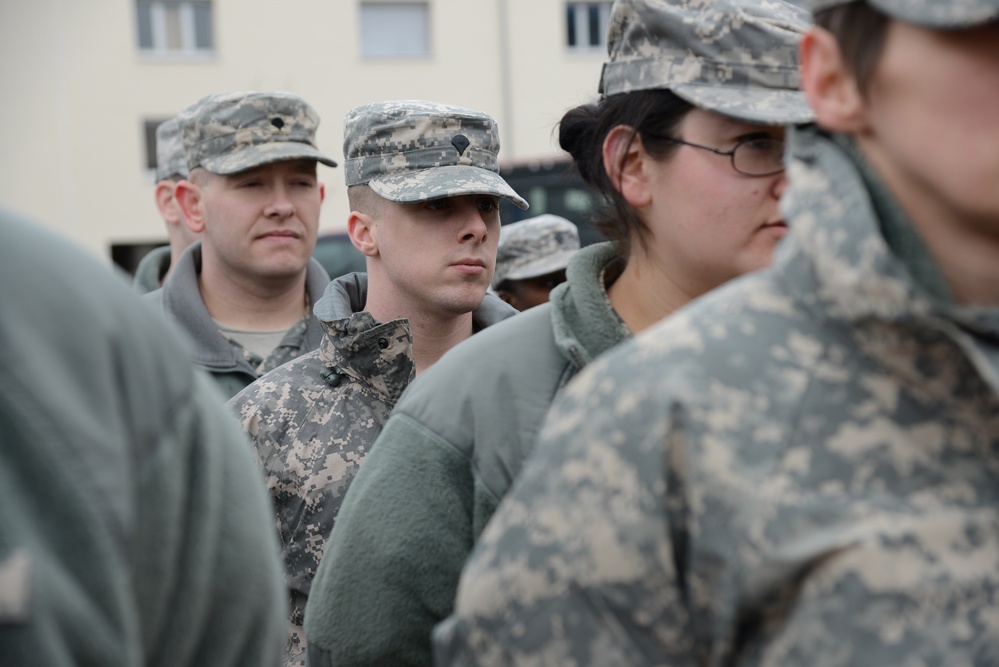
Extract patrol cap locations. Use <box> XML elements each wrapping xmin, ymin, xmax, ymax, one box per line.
<box><xmin>155</xmin><ymin>117</ymin><xmax>188</xmax><ymax>181</ymax></box>
<box><xmin>599</xmin><ymin>0</ymin><xmax>814</xmax><ymax>125</ymax></box>
<box><xmin>343</xmin><ymin>100</ymin><xmax>529</xmax><ymax>209</ymax></box>
<box><xmin>492</xmin><ymin>215</ymin><xmax>580</xmax><ymax>289</ymax></box>
<box><xmin>809</xmin><ymin>0</ymin><xmax>999</xmax><ymax>27</ymax></box>
<box><xmin>179</xmin><ymin>91</ymin><xmax>337</xmax><ymax>175</ymax></box>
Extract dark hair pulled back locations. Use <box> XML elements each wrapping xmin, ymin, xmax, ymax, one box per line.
<box><xmin>814</xmin><ymin>1</ymin><xmax>890</xmax><ymax>96</ymax></box>
<box><xmin>559</xmin><ymin>88</ymin><xmax>693</xmax><ymax>260</ymax></box>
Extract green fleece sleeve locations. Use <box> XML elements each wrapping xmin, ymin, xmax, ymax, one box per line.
<box><xmin>305</xmin><ymin>413</ymin><xmax>475</xmax><ymax>667</ymax></box>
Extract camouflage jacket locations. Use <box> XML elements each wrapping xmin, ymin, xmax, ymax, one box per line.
<box><xmin>227</xmin><ymin>272</ymin><xmax>517</xmax><ymax>667</ymax></box>
<box><xmin>302</xmin><ymin>243</ymin><xmax>629</xmax><ymax>667</ymax></box>
<box><xmin>132</xmin><ymin>244</ymin><xmax>170</xmax><ymax>295</ymax></box>
<box><xmin>0</xmin><ymin>209</ymin><xmax>287</xmax><ymax>667</ymax></box>
<box><xmin>434</xmin><ymin>125</ymin><xmax>999</xmax><ymax>666</ymax></box>
<box><xmin>144</xmin><ymin>241</ymin><xmax>330</xmax><ymax>399</ymax></box>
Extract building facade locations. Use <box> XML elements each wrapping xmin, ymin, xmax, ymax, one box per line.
<box><xmin>0</xmin><ymin>0</ymin><xmax>610</xmax><ymax>264</ymax></box>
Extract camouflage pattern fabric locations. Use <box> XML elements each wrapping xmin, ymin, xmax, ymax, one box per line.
<box><xmin>154</xmin><ymin>116</ymin><xmax>188</xmax><ymax>181</ymax></box>
<box><xmin>229</xmin><ymin>276</ymin><xmax>415</xmax><ymax>667</ymax></box>
<box><xmin>343</xmin><ymin>100</ymin><xmax>528</xmax><ymax>208</ymax></box>
<box><xmin>434</xmin><ymin>124</ymin><xmax>999</xmax><ymax>666</ymax></box>
<box><xmin>178</xmin><ymin>90</ymin><xmax>337</xmax><ymax>175</ymax></box>
<box><xmin>810</xmin><ymin>0</ymin><xmax>999</xmax><ymax>27</ymax></box>
<box><xmin>599</xmin><ymin>0</ymin><xmax>813</xmax><ymax>125</ymax></box>
<box><xmin>492</xmin><ymin>215</ymin><xmax>580</xmax><ymax>288</ymax></box>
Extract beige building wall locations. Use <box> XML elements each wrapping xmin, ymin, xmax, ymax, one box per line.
<box><xmin>0</xmin><ymin>0</ymin><xmax>605</xmax><ymax>262</ymax></box>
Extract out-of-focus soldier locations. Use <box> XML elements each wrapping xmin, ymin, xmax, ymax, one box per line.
<box><xmin>437</xmin><ymin>0</ymin><xmax>999</xmax><ymax>665</ymax></box>
<box><xmin>133</xmin><ymin>116</ymin><xmax>200</xmax><ymax>294</ymax></box>
<box><xmin>146</xmin><ymin>91</ymin><xmax>336</xmax><ymax>399</ymax></box>
<box><xmin>0</xmin><ymin>207</ymin><xmax>287</xmax><ymax>667</ymax></box>
<box><xmin>492</xmin><ymin>214</ymin><xmax>580</xmax><ymax>311</ymax></box>
<box><xmin>227</xmin><ymin>99</ymin><xmax>523</xmax><ymax>666</ymax></box>
<box><xmin>303</xmin><ymin>0</ymin><xmax>814</xmax><ymax>664</ymax></box>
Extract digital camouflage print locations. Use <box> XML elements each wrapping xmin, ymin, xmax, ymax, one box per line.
<box><xmin>810</xmin><ymin>0</ymin><xmax>999</xmax><ymax>27</ymax></box>
<box><xmin>178</xmin><ymin>90</ymin><xmax>337</xmax><ymax>175</ymax></box>
<box><xmin>599</xmin><ymin>0</ymin><xmax>813</xmax><ymax>124</ymax></box>
<box><xmin>154</xmin><ymin>116</ymin><xmax>188</xmax><ymax>181</ymax></box>
<box><xmin>492</xmin><ymin>214</ymin><xmax>580</xmax><ymax>289</ymax></box>
<box><xmin>434</xmin><ymin>124</ymin><xmax>999</xmax><ymax>666</ymax></box>
<box><xmin>228</xmin><ymin>273</ymin><xmax>516</xmax><ymax>667</ymax></box>
<box><xmin>342</xmin><ymin>100</ymin><xmax>528</xmax><ymax>208</ymax></box>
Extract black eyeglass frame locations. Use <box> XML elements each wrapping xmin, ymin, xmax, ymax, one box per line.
<box><xmin>641</xmin><ymin>132</ymin><xmax>787</xmax><ymax>177</ymax></box>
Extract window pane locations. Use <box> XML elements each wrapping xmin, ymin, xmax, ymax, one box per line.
<box><xmin>137</xmin><ymin>3</ymin><xmax>154</xmax><ymax>49</ymax></box>
<box><xmin>144</xmin><ymin>119</ymin><xmax>166</xmax><ymax>170</ymax></box>
<box><xmin>192</xmin><ymin>2</ymin><xmax>213</xmax><ymax>49</ymax></box>
<box><xmin>566</xmin><ymin>4</ymin><xmax>576</xmax><ymax>47</ymax></box>
<box><xmin>164</xmin><ymin>4</ymin><xmax>183</xmax><ymax>50</ymax></box>
<box><xmin>360</xmin><ymin>3</ymin><xmax>430</xmax><ymax>58</ymax></box>
<box><xmin>587</xmin><ymin>3</ymin><xmax>600</xmax><ymax>47</ymax></box>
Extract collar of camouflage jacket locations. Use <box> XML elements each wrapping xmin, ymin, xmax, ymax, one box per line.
<box><xmin>779</xmin><ymin>124</ymin><xmax>999</xmax><ymax>393</ymax></box>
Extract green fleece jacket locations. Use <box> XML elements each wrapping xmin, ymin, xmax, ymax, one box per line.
<box><xmin>304</xmin><ymin>242</ymin><xmax>630</xmax><ymax>666</ymax></box>
<box><xmin>0</xmin><ymin>209</ymin><xmax>287</xmax><ymax>666</ymax></box>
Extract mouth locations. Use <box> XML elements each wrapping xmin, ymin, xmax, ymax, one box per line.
<box><xmin>450</xmin><ymin>258</ymin><xmax>488</xmax><ymax>275</ymax></box>
<box><xmin>258</xmin><ymin>229</ymin><xmax>301</xmax><ymax>241</ymax></box>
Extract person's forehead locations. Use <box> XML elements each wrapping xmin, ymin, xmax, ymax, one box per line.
<box><xmin>685</xmin><ymin>108</ymin><xmax>787</xmax><ymax>136</ymax></box>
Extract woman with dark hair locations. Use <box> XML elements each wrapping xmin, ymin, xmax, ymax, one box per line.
<box><xmin>302</xmin><ymin>2</ymin><xmax>812</xmax><ymax>666</ymax></box>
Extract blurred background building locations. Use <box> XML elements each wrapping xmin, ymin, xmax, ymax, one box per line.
<box><xmin>0</xmin><ymin>0</ymin><xmax>611</xmax><ymax>270</ymax></box>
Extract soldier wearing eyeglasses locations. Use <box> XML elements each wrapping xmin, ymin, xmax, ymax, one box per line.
<box><xmin>302</xmin><ymin>0</ymin><xmax>813</xmax><ymax>664</ymax></box>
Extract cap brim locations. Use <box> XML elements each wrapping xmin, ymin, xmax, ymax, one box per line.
<box><xmin>368</xmin><ymin>164</ymin><xmax>529</xmax><ymax>210</ymax></box>
<box><xmin>671</xmin><ymin>83</ymin><xmax>814</xmax><ymax>126</ymax></box>
<box><xmin>498</xmin><ymin>249</ymin><xmax>577</xmax><ymax>285</ymax></box>
<box><xmin>201</xmin><ymin>141</ymin><xmax>338</xmax><ymax>175</ymax></box>
<box><xmin>867</xmin><ymin>0</ymin><xmax>999</xmax><ymax>27</ymax></box>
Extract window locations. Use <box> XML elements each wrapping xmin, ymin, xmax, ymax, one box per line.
<box><xmin>142</xmin><ymin>118</ymin><xmax>171</xmax><ymax>172</ymax></box>
<box><xmin>565</xmin><ymin>1</ymin><xmax>612</xmax><ymax>52</ymax></box>
<box><xmin>137</xmin><ymin>0</ymin><xmax>214</xmax><ymax>57</ymax></box>
<box><xmin>360</xmin><ymin>2</ymin><xmax>430</xmax><ymax>59</ymax></box>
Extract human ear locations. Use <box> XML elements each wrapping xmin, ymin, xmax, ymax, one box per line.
<box><xmin>155</xmin><ymin>181</ymin><xmax>182</xmax><ymax>226</ymax></box>
<box><xmin>348</xmin><ymin>211</ymin><xmax>378</xmax><ymax>257</ymax></box>
<box><xmin>603</xmin><ymin>125</ymin><xmax>652</xmax><ymax>209</ymax></box>
<box><xmin>319</xmin><ymin>182</ymin><xmax>326</xmax><ymax>204</ymax></box>
<box><xmin>173</xmin><ymin>180</ymin><xmax>206</xmax><ymax>234</ymax></box>
<box><xmin>800</xmin><ymin>27</ymin><xmax>867</xmax><ymax>133</ymax></box>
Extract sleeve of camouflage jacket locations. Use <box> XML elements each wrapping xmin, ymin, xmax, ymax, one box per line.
<box><xmin>432</xmin><ymin>365</ymin><xmax>698</xmax><ymax>666</ymax></box>
<box><xmin>304</xmin><ymin>412</ymin><xmax>480</xmax><ymax>667</ymax></box>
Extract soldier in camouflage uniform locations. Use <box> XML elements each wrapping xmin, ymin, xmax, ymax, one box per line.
<box><xmin>133</xmin><ymin>116</ymin><xmax>200</xmax><ymax>295</ymax></box>
<box><xmin>146</xmin><ymin>91</ymin><xmax>336</xmax><ymax>399</ymax></box>
<box><xmin>302</xmin><ymin>1</ymin><xmax>812</xmax><ymax>665</ymax></box>
<box><xmin>435</xmin><ymin>1</ymin><xmax>999</xmax><ymax>665</ymax></box>
<box><xmin>227</xmin><ymin>100</ymin><xmax>524</xmax><ymax>667</ymax></box>
<box><xmin>492</xmin><ymin>214</ymin><xmax>580</xmax><ymax>311</ymax></box>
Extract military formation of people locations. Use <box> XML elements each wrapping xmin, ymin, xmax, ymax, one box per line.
<box><xmin>1</xmin><ymin>0</ymin><xmax>997</xmax><ymax>665</ymax></box>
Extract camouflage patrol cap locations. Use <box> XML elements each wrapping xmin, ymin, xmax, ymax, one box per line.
<box><xmin>343</xmin><ymin>100</ymin><xmax>528</xmax><ymax>209</ymax></box>
<box><xmin>492</xmin><ymin>215</ymin><xmax>580</xmax><ymax>289</ymax></box>
<box><xmin>809</xmin><ymin>0</ymin><xmax>999</xmax><ymax>27</ymax></box>
<box><xmin>179</xmin><ymin>91</ymin><xmax>337</xmax><ymax>175</ymax></box>
<box><xmin>599</xmin><ymin>0</ymin><xmax>814</xmax><ymax>125</ymax></box>
<box><xmin>155</xmin><ymin>117</ymin><xmax>188</xmax><ymax>181</ymax></box>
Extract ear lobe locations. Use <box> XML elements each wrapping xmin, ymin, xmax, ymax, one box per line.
<box><xmin>602</xmin><ymin>125</ymin><xmax>652</xmax><ymax>209</ymax></box>
<box><xmin>173</xmin><ymin>180</ymin><xmax>206</xmax><ymax>234</ymax></box>
<box><xmin>348</xmin><ymin>211</ymin><xmax>378</xmax><ymax>257</ymax></box>
<box><xmin>800</xmin><ymin>27</ymin><xmax>868</xmax><ymax>133</ymax></box>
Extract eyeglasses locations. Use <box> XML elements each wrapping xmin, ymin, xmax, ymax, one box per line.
<box><xmin>645</xmin><ymin>133</ymin><xmax>786</xmax><ymax>177</ymax></box>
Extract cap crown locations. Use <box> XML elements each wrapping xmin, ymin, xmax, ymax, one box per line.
<box><xmin>494</xmin><ymin>215</ymin><xmax>580</xmax><ymax>286</ymax></box>
<box><xmin>601</xmin><ymin>0</ymin><xmax>807</xmax><ymax>96</ymax></box>
<box><xmin>155</xmin><ymin>117</ymin><xmax>187</xmax><ymax>181</ymax></box>
<box><xmin>343</xmin><ymin>100</ymin><xmax>502</xmax><ymax>187</ymax></box>
<box><xmin>179</xmin><ymin>91</ymin><xmax>335</xmax><ymax>174</ymax></box>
